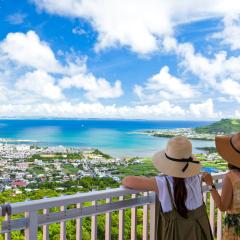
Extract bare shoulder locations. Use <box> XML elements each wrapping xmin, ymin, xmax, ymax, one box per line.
<box><xmin>225</xmin><ymin>170</ymin><xmax>240</xmax><ymax>185</ymax></box>
<box><xmin>222</xmin><ymin>173</ymin><xmax>233</xmax><ymax>189</ymax></box>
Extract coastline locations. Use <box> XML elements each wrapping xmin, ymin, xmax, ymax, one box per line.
<box><xmin>138</xmin><ymin>128</ymin><xmax>215</xmax><ymax>141</ymax></box>
<box><xmin>0</xmin><ymin>119</ymin><xmax>215</xmax><ymax>158</ymax></box>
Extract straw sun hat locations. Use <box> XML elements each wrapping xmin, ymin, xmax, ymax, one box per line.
<box><xmin>153</xmin><ymin>136</ymin><xmax>202</xmax><ymax>178</ymax></box>
<box><xmin>215</xmin><ymin>132</ymin><xmax>240</xmax><ymax>168</ymax></box>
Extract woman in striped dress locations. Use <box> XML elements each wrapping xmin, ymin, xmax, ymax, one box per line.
<box><xmin>202</xmin><ymin>132</ymin><xmax>240</xmax><ymax>239</ymax></box>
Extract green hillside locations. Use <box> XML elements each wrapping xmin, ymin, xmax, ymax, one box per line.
<box><xmin>195</xmin><ymin>119</ymin><xmax>240</xmax><ymax>134</ymax></box>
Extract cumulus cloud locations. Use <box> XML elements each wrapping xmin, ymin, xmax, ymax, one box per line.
<box><xmin>0</xmin><ymin>31</ymin><xmax>61</xmax><ymax>73</ymax></box>
<box><xmin>134</xmin><ymin>66</ymin><xmax>195</xmax><ymax>102</ymax></box>
<box><xmin>146</xmin><ymin>66</ymin><xmax>195</xmax><ymax>98</ymax></box>
<box><xmin>177</xmin><ymin>43</ymin><xmax>240</xmax><ymax>103</ymax></box>
<box><xmin>163</xmin><ymin>36</ymin><xmax>240</xmax><ymax>104</ymax></box>
<box><xmin>32</xmin><ymin>0</ymin><xmax>240</xmax><ymax>54</ymax></box>
<box><xmin>219</xmin><ymin>79</ymin><xmax>240</xmax><ymax>102</ymax></box>
<box><xmin>0</xmin><ymin>101</ymin><xmax>182</xmax><ymax>119</ymax></box>
<box><xmin>180</xmin><ymin>47</ymin><xmax>228</xmax><ymax>86</ymax></box>
<box><xmin>189</xmin><ymin>99</ymin><xmax>219</xmax><ymax>119</ymax></box>
<box><xmin>0</xmin><ymin>99</ymin><xmax>221</xmax><ymax>119</ymax></box>
<box><xmin>0</xmin><ymin>31</ymin><xmax>87</xmax><ymax>77</ymax></box>
<box><xmin>1</xmin><ymin>3</ymin><xmax>239</xmax><ymax>119</ymax></box>
<box><xmin>0</xmin><ymin>30</ymin><xmax>123</xmax><ymax>103</ymax></box>
<box><xmin>59</xmin><ymin>73</ymin><xmax>123</xmax><ymax>101</ymax></box>
<box><xmin>163</xmin><ymin>38</ymin><xmax>227</xmax><ymax>86</ymax></box>
<box><xmin>212</xmin><ymin>14</ymin><xmax>240</xmax><ymax>50</ymax></box>
<box><xmin>15</xmin><ymin>70</ymin><xmax>64</xmax><ymax>100</ymax></box>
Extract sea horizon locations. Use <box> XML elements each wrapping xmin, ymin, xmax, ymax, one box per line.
<box><xmin>0</xmin><ymin>117</ymin><xmax>219</xmax><ymax>121</ymax></box>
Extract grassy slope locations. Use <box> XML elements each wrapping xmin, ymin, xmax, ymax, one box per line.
<box><xmin>116</xmin><ymin>158</ymin><xmax>159</xmax><ymax>177</ymax></box>
<box><xmin>115</xmin><ymin>156</ymin><xmax>227</xmax><ymax>177</ymax></box>
<box><xmin>195</xmin><ymin>118</ymin><xmax>240</xmax><ymax>134</ymax></box>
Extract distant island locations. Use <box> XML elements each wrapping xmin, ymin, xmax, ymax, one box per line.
<box><xmin>141</xmin><ymin>119</ymin><xmax>240</xmax><ymax>140</ymax></box>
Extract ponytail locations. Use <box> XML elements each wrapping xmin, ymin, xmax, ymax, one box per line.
<box><xmin>173</xmin><ymin>177</ymin><xmax>188</xmax><ymax>218</ymax></box>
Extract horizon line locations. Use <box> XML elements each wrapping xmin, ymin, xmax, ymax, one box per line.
<box><xmin>0</xmin><ymin>117</ymin><xmax>222</xmax><ymax>121</ymax></box>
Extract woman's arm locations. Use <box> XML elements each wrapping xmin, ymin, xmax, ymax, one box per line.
<box><xmin>122</xmin><ymin>176</ymin><xmax>158</xmax><ymax>192</ymax></box>
<box><xmin>202</xmin><ymin>172</ymin><xmax>233</xmax><ymax>211</ymax></box>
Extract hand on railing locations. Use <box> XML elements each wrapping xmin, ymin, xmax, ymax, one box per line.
<box><xmin>202</xmin><ymin>172</ymin><xmax>214</xmax><ymax>186</ymax></box>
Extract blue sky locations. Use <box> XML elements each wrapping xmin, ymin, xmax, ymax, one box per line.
<box><xmin>0</xmin><ymin>0</ymin><xmax>240</xmax><ymax>119</ymax></box>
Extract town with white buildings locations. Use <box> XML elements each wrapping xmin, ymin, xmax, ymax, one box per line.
<box><xmin>0</xmin><ymin>143</ymin><xmax>139</xmax><ymax>193</ymax></box>
<box><xmin>0</xmin><ymin>140</ymin><xmax>226</xmax><ymax>194</ymax></box>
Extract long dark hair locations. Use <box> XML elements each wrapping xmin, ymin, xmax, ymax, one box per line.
<box><xmin>173</xmin><ymin>177</ymin><xmax>188</xmax><ymax>218</ymax></box>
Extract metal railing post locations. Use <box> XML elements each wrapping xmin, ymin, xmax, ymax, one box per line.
<box><xmin>43</xmin><ymin>208</ymin><xmax>49</xmax><ymax>240</ymax></box>
<box><xmin>149</xmin><ymin>192</ymin><xmax>157</xmax><ymax>240</ymax></box>
<box><xmin>118</xmin><ymin>196</ymin><xmax>125</xmax><ymax>240</ymax></box>
<box><xmin>60</xmin><ymin>205</ymin><xmax>67</xmax><ymax>240</ymax></box>
<box><xmin>216</xmin><ymin>179</ymin><xmax>222</xmax><ymax>240</ymax></box>
<box><xmin>105</xmin><ymin>192</ymin><xmax>112</xmax><ymax>240</ymax></box>
<box><xmin>131</xmin><ymin>194</ymin><xmax>137</xmax><ymax>240</ymax></box>
<box><xmin>24</xmin><ymin>211</ymin><xmax>38</xmax><ymax>240</ymax></box>
<box><xmin>91</xmin><ymin>189</ymin><xmax>97</xmax><ymax>240</ymax></box>
<box><xmin>4</xmin><ymin>214</ymin><xmax>11</xmax><ymax>240</ymax></box>
<box><xmin>142</xmin><ymin>192</ymin><xmax>149</xmax><ymax>240</ymax></box>
<box><xmin>76</xmin><ymin>203</ymin><xmax>83</xmax><ymax>240</ymax></box>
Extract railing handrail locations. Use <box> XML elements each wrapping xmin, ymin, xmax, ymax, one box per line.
<box><xmin>0</xmin><ymin>187</ymin><xmax>142</xmax><ymax>216</ymax></box>
<box><xmin>0</xmin><ymin>171</ymin><xmax>227</xmax><ymax>216</ymax></box>
<box><xmin>0</xmin><ymin>171</ymin><xmax>227</xmax><ymax>240</ymax></box>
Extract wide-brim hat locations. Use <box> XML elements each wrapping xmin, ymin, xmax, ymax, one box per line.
<box><xmin>215</xmin><ymin>133</ymin><xmax>240</xmax><ymax>168</ymax></box>
<box><xmin>152</xmin><ymin>136</ymin><xmax>202</xmax><ymax>178</ymax></box>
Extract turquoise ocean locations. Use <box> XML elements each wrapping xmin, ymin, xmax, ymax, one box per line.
<box><xmin>0</xmin><ymin>119</ymin><xmax>215</xmax><ymax>157</ymax></box>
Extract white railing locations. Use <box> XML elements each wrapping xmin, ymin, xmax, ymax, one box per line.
<box><xmin>0</xmin><ymin>172</ymin><xmax>226</xmax><ymax>240</ymax></box>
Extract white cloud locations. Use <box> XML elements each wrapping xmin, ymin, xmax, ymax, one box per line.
<box><xmin>134</xmin><ymin>66</ymin><xmax>195</xmax><ymax>102</ymax></box>
<box><xmin>163</xmin><ymin>38</ymin><xmax>240</xmax><ymax>93</ymax></box>
<box><xmin>0</xmin><ymin>31</ymin><xmax>61</xmax><ymax>73</ymax></box>
<box><xmin>59</xmin><ymin>73</ymin><xmax>123</xmax><ymax>101</ymax></box>
<box><xmin>212</xmin><ymin>14</ymin><xmax>240</xmax><ymax>50</ymax></box>
<box><xmin>0</xmin><ymin>101</ymin><xmax>184</xmax><ymax>119</ymax></box>
<box><xmin>1</xmin><ymin>6</ymin><xmax>239</xmax><ymax>119</ymax></box>
<box><xmin>176</xmin><ymin>42</ymin><xmax>240</xmax><ymax>104</ymax></box>
<box><xmin>15</xmin><ymin>70</ymin><xmax>64</xmax><ymax>100</ymax></box>
<box><xmin>33</xmin><ymin>0</ymin><xmax>240</xmax><ymax>54</ymax></box>
<box><xmin>219</xmin><ymin>79</ymin><xmax>240</xmax><ymax>102</ymax></box>
<box><xmin>0</xmin><ymin>31</ymin><xmax>123</xmax><ymax>103</ymax></box>
<box><xmin>147</xmin><ymin>66</ymin><xmax>195</xmax><ymax>98</ymax></box>
<box><xmin>0</xmin><ymin>99</ymin><xmax>221</xmax><ymax>119</ymax></box>
<box><xmin>175</xmin><ymin>42</ymin><xmax>227</xmax><ymax>86</ymax></box>
<box><xmin>189</xmin><ymin>99</ymin><xmax>219</xmax><ymax>119</ymax></box>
